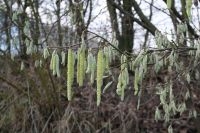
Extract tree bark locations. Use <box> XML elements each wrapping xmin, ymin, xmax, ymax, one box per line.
<box><xmin>119</xmin><ymin>0</ymin><xmax>134</xmax><ymax>53</ymax></box>
<box><xmin>56</xmin><ymin>0</ymin><xmax>63</xmax><ymax>46</ymax></box>
<box><xmin>107</xmin><ymin>0</ymin><xmax>134</xmax><ymax>53</ymax></box>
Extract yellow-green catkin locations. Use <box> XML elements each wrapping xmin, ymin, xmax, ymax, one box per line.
<box><xmin>77</xmin><ymin>47</ymin><xmax>86</xmax><ymax>86</ymax></box>
<box><xmin>50</xmin><ymin>50</ymin><xmax>56</xmax><ymax>71</ymax></box>
<box><xmin>103</xmin><ymin>46</ymin><xmax>110</xmax><ymax>71</ymax></box>
<box><xmin>43</xmin><ymin>47</ymin><xmax>50</xmax><ymax>59</ymax></box>
<box><xmin>50</xmin><ymin>50</ymin><xmax>60</xmax><ymax>77</ymax></box>
<box><xmin>55</xmin><ymin>53</ymin><xmax>60</xmax><ymax>77</ymax></box>
<box><xmin>86</xmin><ymin>49</ymin><xmax>93</xmax><ymax>74</ymax></box>
<box><xmin>67</xmin><ymin>49</ymin><xmax>74</xmax><ymax>101</ymax></box>
<box><xmin>86</xmin><ymin>49</ymin><xmax>97</xmax><ymax>85</ymax></box>
<box><xmin>20</xmin><ymin>61</ymin><xmax>25</xmax><ymax>71</ymax></box>
<box><xmin>186</xmin><ymin>0</ymin><xmax>192</xmax><ymax>18</ymax></box>
<box><xmin>96</xmin><ymin>49</ymin><xmax>104</xmax><ymax>106</ymax></box>
<box><xmin>52</xmin><ymin>52</ymin><xmax>57</xmax><ymax>76</ymax></box>
<box><xmin>116</xmin><ymin>55</ymin><xmax>129</xmax><ymax>101</ymax></box>
<box><xmin>76</xmin><ymin>49</ymin><xmax>80</xmax><ymax>84</ymax></box>
<box><xmin>167</xmin><ymin>0</ymin><xmax>172</xmax><ymax>9</ymax></box>
<box><xmin>61</xmin><ymin>51</ymin><xmax>66</xmax><ymax>66</ymax></box>
<box><xmin>90</xmin><ymin>56</ymin><xmax>96</xmax><ymax>85</ymax></box>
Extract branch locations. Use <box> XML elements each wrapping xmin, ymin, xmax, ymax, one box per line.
<box><xmin>147</xmin><ymin>46</ymin><xmax>197</xmax><ymax>54</ymax></box>
<box><xmin>87</xmin><ymin>30</ymin><xmax>125</xmax><ymax>55</ymax></box>
<box><xmin>107</xmin><ymin>0</ymin><xmax>158</xmax><ymax>35</ymax></box>
<box><xmin>143</xmin><ymin>0</ymin><xmax>154</xmax><ymax>48</ymax></box>
<box><xmin>162</xmin><ymin>0</ymin><xmax>200</xmax><ymax>39</ymax></box>
<box><xmin>86</xmin><ymin>0</ymin><xmax>93</xmax><ymax>29</ymax></box>
<box><xmin>107</xmin><ymin>0</ymin><xmax>120</xmax><ymax>40</ymax></box>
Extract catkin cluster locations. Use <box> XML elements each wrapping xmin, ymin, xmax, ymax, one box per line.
<box><xmin>116</xmin><ymin>54</ymin><xmax>129</xmax><ymax>101</ymax></box>
<box><xmin>131</xmin><ymin>51</ymin><xmax>148</xmax><ymax>95</ymax></box>
<box><xmin>103</xmin><ymin>46</ymin><xmax>112</xmax><ymax>70</ymax></box>
<box><xmin>86</xmin><ymin>49</ymin><xmax>96</xmax><ymax>85</ymax></box>
<box><xmin>50</xmin><ymin>50</ymin><xmax>60</xmax><ymax>77</ymax></box>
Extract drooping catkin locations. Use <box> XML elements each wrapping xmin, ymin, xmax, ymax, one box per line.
<box><xmin>86</xmin><ymin>49</ymin><xmax>97</xmax><ymax>85</ymax></box>
<box><xmin>134</xmin><ymin>67</ymin><xmax>139</xmax><ymax>95</ymax></box>
<box><xmin>55</xmin><ymin>53</ymin><xmax>60</xmax><ymax>77</ymax></box>
<box><xmin>67</xmin><ymin>49</ymin><xmax>74</xmax><ymax>101</ymax></box>
<box><xmin>61</xmin><ymin>51</ymin><xmax>66</xmax><ymax>66</ymax></box>
<box><xmin>86</xmin><ymin>49</ymin><xmax>93</xmax><ymax>74</ymax></box>
<box><xmin>80</xmin><ymin>48</ymin><xmax>86</xmax><ymax>86</ymax></box>
<box><xmin>20</xmin><ymin>61</ymin><xmax>25</xmax><ymax>71</ymax></box>
<box><xmin>103</xmin><ymin>46</ymin><xmax>111</xmax><ymax>70</ymax></box>
<box><xmin>50</xmin><ymin>50</ymin><xmax>60</xmax><ymax>77</ymax></box>
<box><xmin>43</xmin><ymin>47</ymin><xmax>50</xmax><ymax>59</ymax></box>
<box><xmin>76</xmin><ymin>47</ymin><xmax>86</xmax><ymax>86</ymax></box>
<box><xmin>50</xmin><ymin>50</ymin><xmax>56</xmax><ymax>70</ymax></box>
<box><xmin>90</xmin><ymin>56</ymin><xmax>96</xmax><ymax>85</ymax></box>
<box><xmin>52</xmin><ymin>52</ymin><xmax>57</xmax><ymax>76</ymax></box>
<box><xmin>76</xmin><ymin>49</ymin><xmax>80</xmax><ymax>84</ymax></box>
<box><xmin>96</xmin><ymin>49</ymin><xmax>104</xmax><ymax>106</ymax></box>
<box><xmin>116</xmin><ymin>54</ymin><xmax>129</xmax><ymax>101</ymax></box>
<box><xmin>39</xmin><ymin>60</ymin><xmax>42</xmax><ymax>67</ymax></box>
<box><xmin>167</xmin><ymin>0</ymin><xmax>172</xmax><ymax>9</ymax></box>
<box><xmin>186</xmin><ymin>0</ymin><xmax>192</xmax><ymax>18</ymax></box>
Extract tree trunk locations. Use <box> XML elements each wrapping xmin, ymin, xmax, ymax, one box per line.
<box><xmin>107</xmin><ymin>0</ymin><xmax>134</xmax><ymax>53</ymax></box>
<box><xmin>56</xmin><ymin>0</ymin><xmax>63</xmax><ymax>46</ymax></box>
<box><xmin>119</xmin><ymin>0</ymin><xmax>134</xmax><ymax>53</ymax></box>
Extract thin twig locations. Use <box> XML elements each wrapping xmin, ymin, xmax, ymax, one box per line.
<box><xmin>86</xmin><ymin>30</ymin><xmax>124</xmax><ymax>55</ymax></box>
